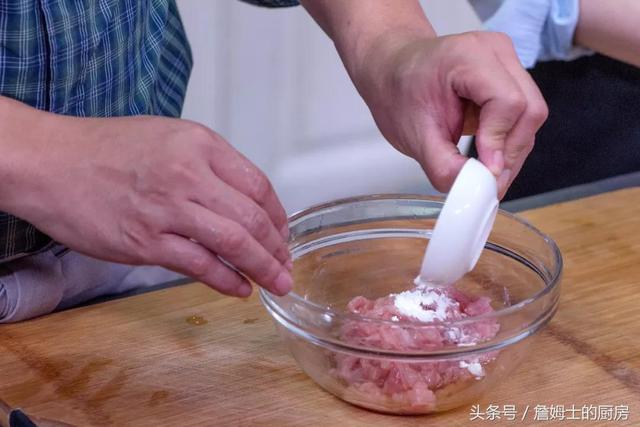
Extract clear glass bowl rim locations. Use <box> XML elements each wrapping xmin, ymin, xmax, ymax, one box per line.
<box><xmin>260</xmin><ymin>193</ymin><xmax>563</xmax><ymax>329</ymax></box>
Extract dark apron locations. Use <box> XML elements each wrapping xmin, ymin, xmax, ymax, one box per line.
<box><xmin>471</xmin><ymin>54</ymin><xmax>640</xmax><ymax>200</ymax></box>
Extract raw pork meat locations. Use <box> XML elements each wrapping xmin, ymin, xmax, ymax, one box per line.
<box><xmin>331</xmin><ymin>286</ymin><xmax>500</xmax><ymax>411</ymax></box>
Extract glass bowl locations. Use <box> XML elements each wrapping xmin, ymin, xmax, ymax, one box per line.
<box><xmin>259</xmin><ymin>195</ymin><xmax>562</xmax><ymax>415</ymax></box>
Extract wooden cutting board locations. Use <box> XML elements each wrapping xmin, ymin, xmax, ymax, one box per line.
<box><xmin>0</xmin><ymin>189</ymin><xmax>639</xmax><ymax>426</ymax></box>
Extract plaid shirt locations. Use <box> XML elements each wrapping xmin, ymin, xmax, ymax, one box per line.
<box><xmin>0</xmin><ymin>0</ymin><xmax>298</xmax><ymax>263</ymax></box>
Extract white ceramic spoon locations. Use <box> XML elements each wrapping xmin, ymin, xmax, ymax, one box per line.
<box><xmin>416</xmin><ymin>158</ymin><xmax>499</xmax><ymax>287</ymax></box>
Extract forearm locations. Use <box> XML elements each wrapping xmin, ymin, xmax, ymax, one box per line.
<box><xmin>575</xmin><ymin>0</ymin><xmax>640</xmax><ymax>67</ymax></box>
<box><xmin>299</xmin><ymin>0</ymin><xmax>436</xmax><ymax>80</ymax></box>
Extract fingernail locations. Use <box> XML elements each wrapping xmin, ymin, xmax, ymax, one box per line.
<box><xmin>274</xmin><ymin>271</ymin><xmax>293</xmax><ymax>295</ymax></box>
<box><xmin>497</xmin><ymin>169</ymin><xmax>512</xmax><ymax>194</ymax></box>
<box><xmin>237</xmin><ymin>282</ymin><xmax>252</xmax><ymax>298</ymax></box>
<box><xmin>285</xmin><ymin>259</ymin><xmax>293</xmax><ymax>271</ymax></box>
<box><xmin>491</xmin><ymin>151</ymin><xmax>504</xmax><ymax>176</ymax></box>
<box><xmin>280</xmin><ymin>224</ymin><xmax>290</xmax><ymax>241</ymax></box>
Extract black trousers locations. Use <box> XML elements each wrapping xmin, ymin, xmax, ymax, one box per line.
<box><xmin>470</xmin><ymin>54</ymin><xmax>640</xmax><ymax>200</ymax></box>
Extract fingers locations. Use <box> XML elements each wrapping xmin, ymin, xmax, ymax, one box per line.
<box><xmin>194</xmin><ymin>176</ymin><xmax>291</xmax><ymax>266</ymax></box>
<box><xmin>450</xmin><ymin>51</ymin><xmax>527</xmax><ymax>177</ymax></box>
<box><xmin>489</xmin><ymin>34</ymin><xmax>549</xmax><ymax>196</ymax></box>
<box><xmin>497</xmin><ymin>137</ymin><xmax>534</xmax><ymax>199</ymax></box>
<box><xmin>175</xmin><ymin>203</ymin><xmax>293</xmax><ymax>296</ymax></box>
<box><xmin>208</xmin><ymin>142</ymin><xmax>289</xmax><ymax>240</ymax></box>
<box><xmin>448</xmin><ymin>32</ymin><xmax>548</xmax><ymax>198</ymax></box>
<box><xmin>154</xmin><ymin>234</ymin><xmax>253</xmax><ymax>297</ymax></box>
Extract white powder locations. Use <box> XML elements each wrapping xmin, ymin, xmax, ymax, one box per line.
<box><xmin>392</xmin><ymin>286</ymin><xmax>479</xmax><ymax>347</ymax></box>
<box><xmin>445</xmin><ymin>327</ymin><xmax>461</xmax><ymax>342</ymax></box>
<box><xmin>393</xmin><ymin>287</ymin><xmax>459</xmax><ymax>322</ymax></box>
<box><xmin>390</xmin><ymin>315</ymin><xmax>399</xmax><ymax>322</ymax></box>
<box><xmin>459</xmin><ymin>360</ymin><xmax>484</xmax><ymax>378</ymax></box>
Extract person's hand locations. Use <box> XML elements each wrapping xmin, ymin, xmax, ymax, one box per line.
<box><xmin>301</xmin><ymin>0</ymin><xmax>548</xmax><ymax>197</ymax></box>
<box><xmin>0</xmin><ymin>99</ymin><xmax>292</xmax><ymax>297</ymax></box>
<box><xmin>351</xmin><ymin>31</ymin><xmax>549</xmax><ymax>197</ymax></box>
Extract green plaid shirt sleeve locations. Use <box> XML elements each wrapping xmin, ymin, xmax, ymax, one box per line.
<box><xmin>0</xmin><ymin>0</ymin><xmax>193</xmax><ymax>262</ymax></box>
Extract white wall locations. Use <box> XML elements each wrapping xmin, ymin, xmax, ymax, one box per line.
<box><xmin>177</xmin><ymin>0</ymin><xmax>481</xmax><ymax>213</ymax></box>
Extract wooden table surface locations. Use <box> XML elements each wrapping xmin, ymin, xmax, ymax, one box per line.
<box><xmin>1</xmin><ymin>189</ymin><xmax>639</xmax><ymax>426</ymax></box>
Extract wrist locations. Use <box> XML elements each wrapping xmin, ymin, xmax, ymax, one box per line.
<box><xmin>301</xmin><ymin>0</ymin><xmax>436</xmax><ymax>94</ymax></box>
<box><xmin>0</xmin><ymin>97</ymin><xmax>58</xmax><ymax>216</ymax></box>
<box><xmin>347</xmin><ymin>27</ymin><xmax>436</xmax><ymax>85</ymax></box>
<box><xmin>339</xmin><ymin>22</ymin><xmax>436</xmax><ymax>80</ymax></box>
<box><xmin>343</xmin><ymin>28</ymin><xmax>437</xmax><ymax>113</ymax></box>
